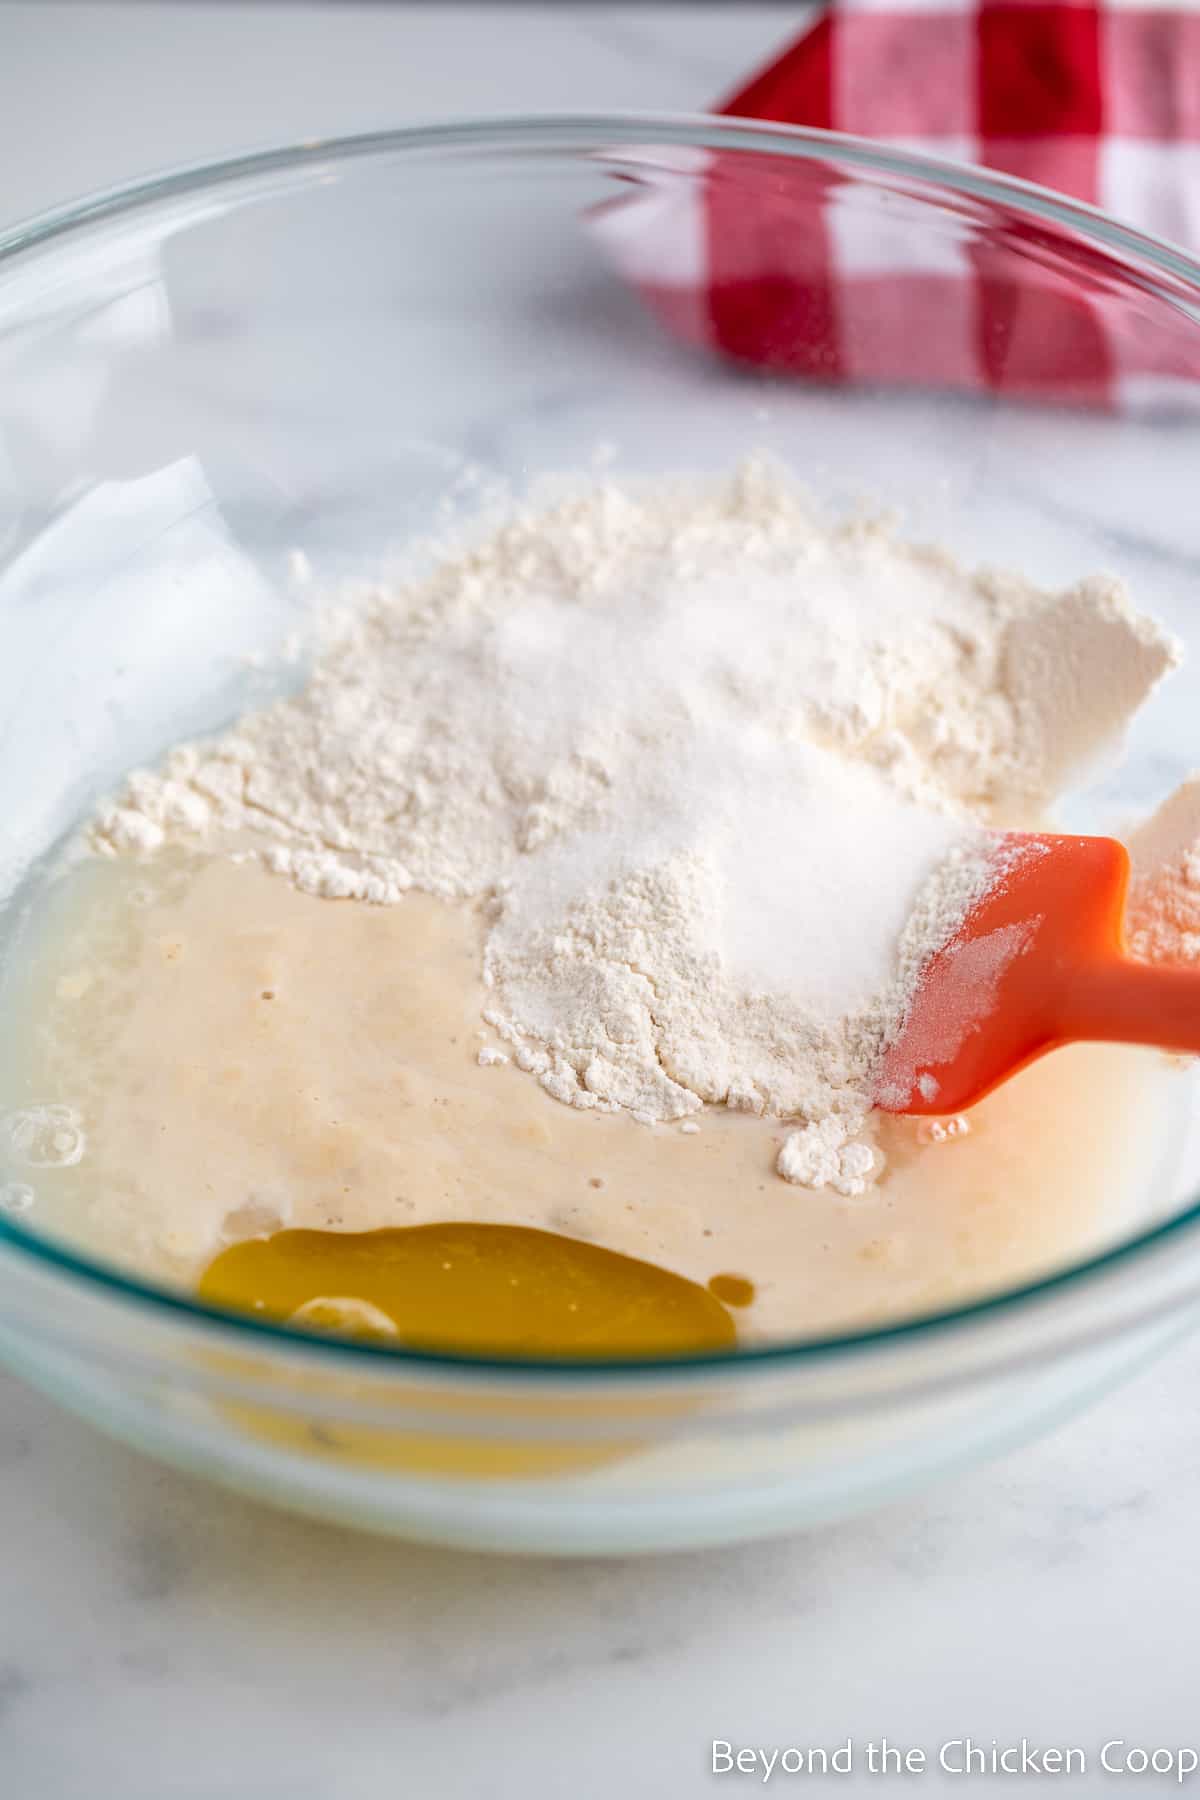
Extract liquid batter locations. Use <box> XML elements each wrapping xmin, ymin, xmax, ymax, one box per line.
<box><xmin>0</xmin><ymin>850</ymin><xmax>1182</xmax><ymax>1346</ymax></box>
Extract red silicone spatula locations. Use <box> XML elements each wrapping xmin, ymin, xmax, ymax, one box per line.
<box><xmin>875</xmin><ymin>832</ymin><xmax>1200</xmax><ymax>1117</ymax></box>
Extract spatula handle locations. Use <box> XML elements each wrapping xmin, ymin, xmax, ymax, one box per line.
<box><xmin>1062</xmin><ymin>957</ymin><xmax>1200</xmax><ymax>1057</ymax></box>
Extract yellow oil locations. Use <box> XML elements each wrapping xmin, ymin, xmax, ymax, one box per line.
<box><xmin>199</xmin><ymin>1221</ymin><xmax>738</xmax><ymax>1358</ymax></box>
<box><xmin>707</xmin><ymin>1272</ymin><xmax>756</xmax><ymax>1309</ymax></box>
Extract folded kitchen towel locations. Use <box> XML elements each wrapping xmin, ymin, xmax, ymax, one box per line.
<box><xmin>606</xmin><ymin>4</ymin><xmax>1200</xmax><ymax>405</ymax></box>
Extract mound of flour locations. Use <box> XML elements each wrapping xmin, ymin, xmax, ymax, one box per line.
<box><xmin>92</xmin><ymin>461</ymin><xmax>1179</xmax><ymax>1189</ymax></box>
<box><xmin>1126</xmin><ymin>775</ymin><xmax>1200</xmax><ymax>964</ymax></box>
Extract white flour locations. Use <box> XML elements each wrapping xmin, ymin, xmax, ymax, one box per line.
<box><xmin>91</xmin><ymin>460</ymin><xmax>1180</xmax><ymax>1190</ymax></box>
<box><xmin>1126</xmin><ymin>775</ymin><xmax>1200</xmax><ymax>963</ymax></box>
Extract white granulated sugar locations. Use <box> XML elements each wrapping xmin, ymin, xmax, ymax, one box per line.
<box><xmin>92</xmin><ymin>460</ymin><xmax>1180</xmax><ymax>1188</ymax></box>
<box><xmin>481</xmin><ymin>743</ymin><xmax>992</xmax><ymax>1130</ymax></box>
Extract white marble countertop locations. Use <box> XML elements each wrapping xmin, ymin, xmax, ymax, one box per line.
<box><xmin>4</xmin><ymin>7</ymin><xmax>1200</xmax><ymax>1795</ymax></box>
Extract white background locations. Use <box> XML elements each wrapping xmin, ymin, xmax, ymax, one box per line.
<box><xmin>3</xmin><ymin>7</ymin><xmax>1200</xmax><ymax>1798</ymax></box>
<box><xmin>0</xmin><ymin>3</ymin><xmax>792</xmax><ymax>222</ymax></box>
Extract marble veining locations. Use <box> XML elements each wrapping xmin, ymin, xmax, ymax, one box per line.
<box><xmin>5</xmin><ymin>1341</ymin><xmax>1200</xmax><ymax>1796</ymax></box>
<box><xmin>3</xmin><ymin>5</ymin><xmax>1200</xmax><ymax>1795</ymax></box>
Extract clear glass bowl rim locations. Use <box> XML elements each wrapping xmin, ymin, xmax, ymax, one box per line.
<box><xmin>4</xmin><ymin>109</ymin><xmax>1200</xmax><ymax>1379</ymax></box>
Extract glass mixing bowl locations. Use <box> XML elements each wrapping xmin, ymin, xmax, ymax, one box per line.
<box><xmin>3</xmin><ymin>116</ymin><xmax>1200</xmax><ymax>1554</ymax></box>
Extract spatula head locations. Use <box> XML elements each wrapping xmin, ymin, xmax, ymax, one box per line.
<box><xmin>875</xmin><ymin>833</ymin><xmax>1130</xmax><ymax>1117</ymax></box>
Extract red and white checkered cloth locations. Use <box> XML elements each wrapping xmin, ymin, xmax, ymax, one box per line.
<box><xmin>603</xmin><ymin>3</ymin><xmax>1200</xmax><ymax>406</ymax></box>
